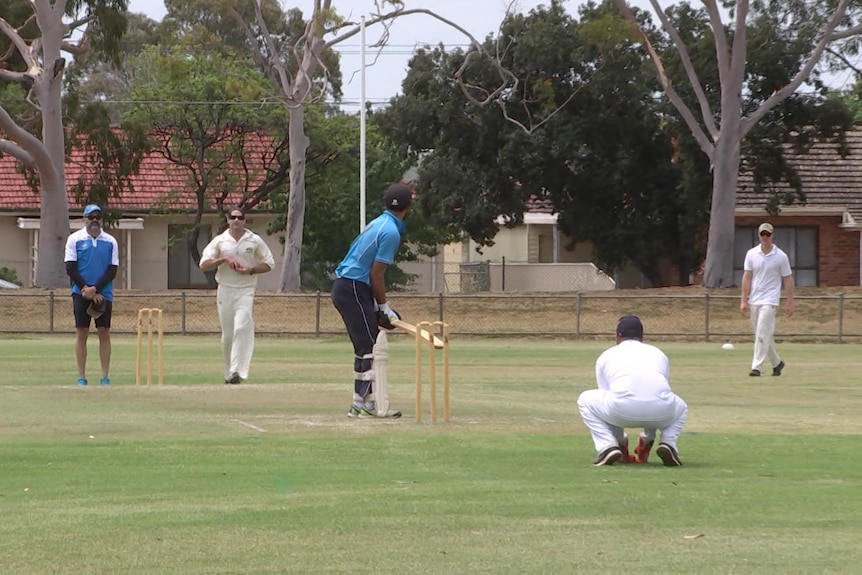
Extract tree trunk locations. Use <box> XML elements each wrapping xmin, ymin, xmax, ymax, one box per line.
<box><xmin>278</xmin><ymin>104</ymin><xmax>309</xmax><ymax>293</ymax></box>
<box><xmin>702</xmin><ymin>122</ymin><xmax>742</xmax><ymax>288</ymax></box>
<box><xmin>34</xmin><ymin>21</ymin><xmax>70</xmax><ymax>289</ymax></box>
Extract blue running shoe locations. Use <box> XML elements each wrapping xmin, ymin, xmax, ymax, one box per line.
<box><xmin>100</xmin><ymin>376</ymin><xmax>110</xmax><ymax>386</ymax></box>
<box><xmin>77</xmin><ymin>377</ymin><xmax>88</xmax><ymax>386</ymax></box>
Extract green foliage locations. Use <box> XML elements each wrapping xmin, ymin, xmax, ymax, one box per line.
<box><xmin>657</xmin><ymin>3</ymin><xmax>855</xmax><ymax>217</ymax></box>
<box><xmin>0</xmin><ymin>267</ymin><xmax>22</xmax><ymax>286</ymax></box>
<box><xmin>62</xmin><ymin>95</ymin><xmax>153</xmax><ymax>211</ymax></box>
<box><xmin>380</xmin><ymin>0</ymin><xmax>855</xmax><ymax>286</ymax></box>
<box><xmin>263</xmin><ymin>107</ymin><xmax>413</xmax><ymax>291</ymax></box>
<box><xmin>160</xmin><ymin>0</ymin><xmax>343</xmax><ymax>99</ymax></box>
<box><xmin>381</xmin><ymin>0</ymin><xmax>707</xmax><ymax>285</ymax></box>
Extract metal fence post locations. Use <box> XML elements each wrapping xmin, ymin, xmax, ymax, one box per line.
<box><xmin>838</xmin><ymin>293</ymin><xmax>845</xmax><ymax>344</ymax></box>
<box><xmin>49</xmin><ymin>290</ymin><xmax>54</xmax><ymax>334</ymax></box>
<box><xmin>438</xmin><ymin>292</ymin><xmax>444</xmax><ymax>322</ymax></box>
<box><xmin>501</xmin><ymin>256</ymin><xmax>506</xmax><ymax>292</ymax></box>
<box><xmin>181</xmin><ymin>291</ymin><xmax>187</xmax><ymax>334</ymax></box>
<box><xmin>315</xmin><ymin>291</ymin><xmax>322</xmax><ymax>336</ymax></box>
<box><xmin>704</xmin><ymin>293</ymin><xmax>710</xmax><ymax>342</ymax></box>
<box><xmin>575</xmin><ymin>292</ymin><xmax>581</xmax><ymax>337</ymax></box>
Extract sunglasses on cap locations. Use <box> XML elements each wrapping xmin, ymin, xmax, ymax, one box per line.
<box><xmin>228</xmin><ymin>214</ymin><xmax>245</xmax><ymax>221</ymax></box>
<box><xmin>760</xmin><ymin>231</ymin><xmax>772</xmax><ymax>237</ymax></box>
<box><xmin>86</xmin><ymin>213</ymin><xmax>102</xmax><ymax>221</ymax></box>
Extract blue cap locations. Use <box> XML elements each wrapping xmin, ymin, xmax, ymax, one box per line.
<box><xmin>83</xmin><ymin>204</ymin><xmax>102</xmax><ymax>216</ymax></box>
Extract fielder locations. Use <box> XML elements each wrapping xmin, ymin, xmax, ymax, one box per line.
<box><xmin>331</xmin><ymin>183</ymin><xmax>413</xmax><ymax>418</ymax></box>
<box><xmin>199</xmin><ymin>207</ymin><xmax>274</xmax><ymax>384</ymax></box>
<box><xmin>577</xmin><ymin>315</ymin><xmax>688</xmax><ymax>467</ymax></box>
<box><xmin>740</xmin><ymin>222</ymin><xmax>794</xmax><ymax>377</ymax></box>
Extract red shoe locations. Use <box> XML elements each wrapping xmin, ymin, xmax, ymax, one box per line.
<box><xmin>618</xmin><ymin>437</ymin><xmax>637</xmax><ymax>464</ymax></box>
<box><xmin>634</xmin><ymin>437</ymin><xmax>654</xmax><ymax>464</ymax></box>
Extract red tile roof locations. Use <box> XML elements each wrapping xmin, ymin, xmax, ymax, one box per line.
<box><xmin>0</xmin><ymin>135</ymin><xmax>279</xmax><ymax>213</ymax></box>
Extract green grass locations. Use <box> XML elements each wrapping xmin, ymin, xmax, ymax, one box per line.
<box><xmin>2</xmin><ymin>335</ymin><xmax>862</xmax><ymax>574</ymax></box>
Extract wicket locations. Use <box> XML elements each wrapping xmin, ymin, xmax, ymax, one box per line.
<box><xmin>136</xmin><ymin>308</ymin><xmax>164</xmax><ymax>385</ymax></box>
<box><xmin>414</xmin><ymin>321</ymin><xmax>450</xmax><ymax>423</ymax></box>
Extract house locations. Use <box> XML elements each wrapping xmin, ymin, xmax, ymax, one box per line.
<box><xmin>0</xmin><ymin>149</ymin><xmax>282</xmax><ymax>290</ymax></box>
<box><xmin>442</xmin><ymin>194</ymin><xmax>617</xmax><ymax>291</ymax></box>
<box><xmin>734</xmin><ymin>127</ymin><xmax>862</xmax><ymax>287</ymax></box>
<box><xmin>4</xmin><ymin>126</ymin><xmax>862</xmax><ymax>291</ymax></box>
<box><xmin>457</xmin><ymin>127</ymin><xmax>862</xmax><ymax>289</ymax></box>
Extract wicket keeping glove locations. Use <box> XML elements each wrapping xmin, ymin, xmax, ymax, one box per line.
<box><xmin>376</xmin><ymin>303</ymin><xmax>400</xmax><ymax>330</ymax></box>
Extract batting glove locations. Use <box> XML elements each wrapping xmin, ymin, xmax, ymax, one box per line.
<box><xmin>376</xmin><ymin>303</ymin><xmax>400</xmax><ymax>330</ymax></box>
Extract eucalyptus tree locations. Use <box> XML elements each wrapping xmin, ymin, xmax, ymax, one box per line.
<box><xmin>380</xmin><ymin>1</ymin><xmax>713</xmax><ymax>284</ymax></box>
<box><xmin>612</xmin><ymin>0</ymin><xmax>862</xmax><ymax>287</ymax></box>
<box><xmin>123</xmin><ymin>45</ymin><xmax>278</xmax><ymax>275</ymax></box>
<box><xmin>227</xmin><ymin>0</ymin><xmax>565</xmax><ymax>292</ymax></box>
<box><xmin>0</xmin><ymin>0</ymin><xmax>133</xmax><ymax>287</ymax></box>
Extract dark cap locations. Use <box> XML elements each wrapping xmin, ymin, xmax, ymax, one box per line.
<box><xmin>383</xmin><ymin>183</ymin><xmax>413</xmax><ymax>211</ymax></box>
<box><xmin>616</xmin><ymin>315</ymin><xmax>644</xmax><ymax>339</ymax></box>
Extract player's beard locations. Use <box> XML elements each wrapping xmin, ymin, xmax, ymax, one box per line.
<box><xmin>87</xmin><ymin>220</ymin><xmax>101</xmax><ymax>235</ymax></box>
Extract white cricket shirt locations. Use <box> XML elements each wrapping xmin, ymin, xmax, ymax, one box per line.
<box><xmin>595</xmin><ymin>340</ymin><xmax>673</xmax><ymax>400</ymax></box>
<box><xmin>744</xmin><ymin>244</ymin><xmax>792</xmax><ymax>306</ymax></box>
<box><xmin>200</xmin><ymin>229</ymin><xmax>275</xmax><ymax>288</ymax></box>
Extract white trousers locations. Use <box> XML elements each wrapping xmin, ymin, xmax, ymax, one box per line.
<box><xmin>750</xmin><ymin>304</ymin><xmax>781</xmax><ymax>371</ymax></box>
<box><xmin>217</xmin><ymin>284</ymin><xmax>256</xmax><ymax>379</ymax></box>
<box><xmin>577</xmin><ymin>389</ymin><xmax>688</xmax><ymax>454</ymax></box>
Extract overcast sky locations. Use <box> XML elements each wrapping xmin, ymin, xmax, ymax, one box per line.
<box><xmin>126</xmin><ymin>0</ymin><xmax>662</xmax><ymax>109</ymax></box>
<box><xmin>126</xmin><ymin>0</ymin><xmax>855</xmax><ymax>107</ymax></box>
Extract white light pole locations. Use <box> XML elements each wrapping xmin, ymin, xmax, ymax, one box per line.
<box><xmin>359</xmin><ymin>15</ymin><xmax>367</xmax><ymax>232</ymax></box>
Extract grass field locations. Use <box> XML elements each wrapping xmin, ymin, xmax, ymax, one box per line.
<box><xmin>2</xmin><ymin>334</ymin><xmax>862</xmax><ymax>574</ymax></box>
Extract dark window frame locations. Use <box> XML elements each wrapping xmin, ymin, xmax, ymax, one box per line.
<box><xmin>734</xmin><ymin>225</ymin><xmax>818</xmax><ymax>287</ymax></box>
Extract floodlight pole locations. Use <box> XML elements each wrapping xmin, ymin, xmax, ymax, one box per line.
<box><xmin>359</xmin><ymin>15</ymin><xmax>367</xmax><ymax>232</ymax></box>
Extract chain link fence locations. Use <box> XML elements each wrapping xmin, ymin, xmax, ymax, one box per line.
<box><xmin>400</xmin><ymin>260</ymin><xmax>616</xmax><ymax>293</ymax></box>
<box><xmin>2</xmin><ymin>290</ymin><xmax>861</xmax><ymax>342</ymax></box>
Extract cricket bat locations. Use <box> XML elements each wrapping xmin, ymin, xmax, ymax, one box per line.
<box><xmin>391</xmin><ymin>319</ymin><xmax>445</xmax><ymax>349</ymax></box>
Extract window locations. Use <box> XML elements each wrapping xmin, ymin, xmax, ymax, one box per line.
<box><xmin>167</xmin><ymin>224</ymin><xmax>212</xmax><ymax>289</ymax></box>
<box><xmin>734</xmin><ymin>226</ymin><xmax>818</xmax><ymax>287</ymax></box>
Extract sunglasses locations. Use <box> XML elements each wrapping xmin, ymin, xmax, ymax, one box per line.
<box><xmin>228</xmin><ymin>215</ymin><xmax>245</xmax><ymax>221</ymax></box>
<box><xmin>86</xmin><ymin>214</ymin><xmax>102</xmax><ymax>221</ymax></box>
<box><xmin>760</xmin><ymin>231</ymin><xmax>772</xmax><ymax>237</ymax></box>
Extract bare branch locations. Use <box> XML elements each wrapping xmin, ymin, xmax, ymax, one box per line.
<box><xmin>61</xmin><ymin>40</ymin><xmax>88</xmax><ymax>55</ymax></box>
<box><xmin>495</xmin><ymin>66</ymin><xmax>602</xmax><ymax>135</ymax></box>
<box><xmin>0</xmin><ymin>16</ymin><xmax>38</xmax><ymax>70</ymax></box>
<box><xmin>826</xmin><ymin>46</ymin><xmax>862</xmax><ymax>77</ymax></box>
<box><xmin>0</xmin><ymin>69</ymin><xmax>29</xmax><ymax>82</ymax></box>
<box><xmin>741</xmin><ymin>0</ymin><xmax>852</xmax><ymax>136</ymax></box>
<box><xmin>0</xmin><ymin>139</ymin><xmax>36</xmax><ymax>166</ymax></box>
<box><xmin>0</xmin><ymin>105</ymin><xmax>48</xmax><ymax>167</ymax></box>
<box><xmin>612</xmin><ymin>0</ymin><xmax>714</xmax><ymax>160</ymax></box>
<box><xmin>324</xmin><ymin>8</ymin><xmax>484</xmax><ymax>52</ymax></box>
<box><xmin>647</xmin><ymin>0</ymin><xmax>718</xmax><ymax>139</ymax></box>
<box><xmin>703</xmin><ymin>0</ymin><xmax>731</xmax><ymax>89</ymax></box>
<box><xmin>64</xmin><ymin>15</ymin><xmax>93</xmax><ymax>33</ymax></box>
<box><xmin>727</xmin><ymin>0</ymin><xmax>749</xmax><ymax>100</ymax></box>
<box><xmin>829</xmin><ymin>23</ymin><xmax>862</xmax><ymax>41</ymax></box>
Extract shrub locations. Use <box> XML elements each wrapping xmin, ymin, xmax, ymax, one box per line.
<box><xmin>0</xmin><ymin>266</ymin><xmax>23</xmax><ymax>286</ymax></box>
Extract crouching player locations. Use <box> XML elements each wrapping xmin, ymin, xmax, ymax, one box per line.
<box><xmin>577</xmin><ymin>315</ymin><xmax>688</xmax><ymax>466</ymax></box>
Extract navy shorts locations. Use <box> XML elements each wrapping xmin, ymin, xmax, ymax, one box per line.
<box><xmin>72</xmin><ymin>293</ymin><xmax>113</xmax><ymax>329</ymax></box>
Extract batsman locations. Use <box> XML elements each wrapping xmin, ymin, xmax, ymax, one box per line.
<box><xmin>331</xmin><ymin>183</ymin><xmax>414</xmax><ymax>418</ymax></box>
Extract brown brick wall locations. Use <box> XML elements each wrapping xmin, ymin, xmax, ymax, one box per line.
<box><xmin>737</xmin><ymin>216</ymin><xmax>860</xmax><ymax>286</ymax></box>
